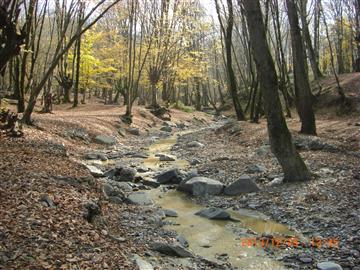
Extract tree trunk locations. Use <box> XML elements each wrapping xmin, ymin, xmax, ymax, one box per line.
<box><xmin>243</xmin><ymin>0</ymin><xmax>311</xmax><ymax>182</ymax></box>
<box><xmin>299</xmin><ymin>0</ymin><xmax>323</xmax><ymax>80</ymax></box>
<box><xmin>286</xmin><ymin>0</ymin><xmax>317</xmax><ymax>135</ymax></box>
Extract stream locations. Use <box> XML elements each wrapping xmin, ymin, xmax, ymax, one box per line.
<box><xmin>142</xmin><ymin>129</ymin><xmax>300</xmax><ymax>269</ymax></box>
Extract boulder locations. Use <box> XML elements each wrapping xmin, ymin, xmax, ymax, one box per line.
<box><xmin>85</xmin><ymin>165</ymin><xmax>104</xmax><ymax>177</ymax></box>
<box><xmin>150</xmin><ymin>242</ymin><xmax>193</xmax><ymax>258</ymax></box>
<box><xmin>317</xmin><ymin>262</ymin><xmax>343</xmax><ymax>270</ymax></box>
<box><xmin>128</xmin><ymin>128</ymin><xmax>140</xmax><ymax>136</ymax></box>
<box><xmin>156</xmin><ymin>169</ymin><xmax>182</xmax><ymax>184</ymax></box>
<box><xmin>142</xmin><ymin>178</ymin><xmax>161</xmax><ymax>188</ymax></box>
<box><xmin>187</xmin><ymin>141</ymin><xmax>204</xmax><ymax>148</ymax></box>
<box><xmin>195</xmin><ymin>207</ymin><xmax>231</xmax><ymax>220</ymax></box>
<box><xmin>179</xmin><ymin>177</ymin><xmax>223</xmax><ymax>196</ymax></box>
<box><xmin>224</xmin><ymin>175</ymin><xmax>259</xmax><ymax>196</ymax></box>
<box><xmin>109</xmin><ymin>181</ymin><xmax>133</xmax><ymax>192</ymax></box>
<box><xmin>176</xmin><ymin>235</ymin><xmax>189</xmax><ymax>248</ymax></box>
<box><xmin>155</xmin><ymin>153</ymin><xmax>176</xmax><ymax>161</ymax></box>
<box><xmin>127</xmin><ymin>192</ymin><xmax>153</xmax><ymax>205</ymax></box>
<box><xmin>246</xmin><ymin>164</ymin><xmax>266</xmax><ymax>174</ymax></box>
<box><xmin>102</xmin><ymin>183</ymin><xmax>125</xmax><ymax>198</ymax></box>
<box><xmin>94</xmin><ymin>135</ymin><xmax>117</xmax><ymax>146</ymax></box>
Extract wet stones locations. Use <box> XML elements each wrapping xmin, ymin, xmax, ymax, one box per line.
<box><xmin>178</xmin><ymin>177</ymin><xmax>223</xmax><ymax>196</ymax></box>
<box><xmin>224</xmin><ymin>175</ymin><xmax>260</xmax><ymax>196</ymax></box>
<box><xmin>316</xmin><ymin>261</ymin><xmax>343</xmax><ymax>270</ymax></box>
<box><xmin>156</xmin><ymin>169</ymin><xmax>182</xmax><ymax>184</ymax></box>
<box><xmin>94</xmin><ymin>135</ymin><xmax>117</xmax><ymax>145</ymax></box>
<box><xmin>195</xmin><ymin>208</ymin><xmax>231</xmax><ymax>220</ymax></box>
<box><xmin>150</xmin><ymin>242</ymin><xmax>193</xmax><ymax>258</ymax></box>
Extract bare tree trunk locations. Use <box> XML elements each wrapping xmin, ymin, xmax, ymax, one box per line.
<box><xmin>242</xmin><ymin>0</ymin><xmax>311</xmax><ymax>182</ymax></box>
<box><xmin>286</xmin><ymin>0</ymin><xmax>317</xmax><ymax>135</ymax></box>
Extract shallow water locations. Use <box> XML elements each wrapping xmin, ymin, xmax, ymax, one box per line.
<box><xmin>144</xmin><ymin>130</ymin><xmax>298</xmax><ymax>269</ymax></box>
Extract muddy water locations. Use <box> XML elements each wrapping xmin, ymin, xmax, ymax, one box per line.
<box><xmin>145</xmin><ymin>130</ymin><xmax>296</xmax><ymax>269</ymax></box>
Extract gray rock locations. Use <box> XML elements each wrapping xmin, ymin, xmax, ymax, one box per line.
<box><xmin>39</xmin><ymin>194</ymin><xmax>55</xmax><ymax>208</ymax></box>
<box><xmin>190</xmin><ymin>159</ymin><xmax>201</xmax><ymax>165</ymax></box>
<box><xmin>155</xmin><ymin>153</ymin><xmax>176</xmax><ymax>161</ymax></box>
<box><xmin>134</xmin><ymin>255</ymin><xmax>154</xmax><ymax>270</ymax></box>
<box><xmin>160</xmin><ymin>126</ymin><xmax>172</xmax><ymax>133</ymax></box>
<box><xmin>105</xmin><ymin>165</ymin><xmax>136</xmax><ymax>182</ymax></box>
<box><xmin>85</xmin><ymin>165</ymin><xmax>104</xmax><ymax>177</ymax></box>
<box><xmin>109</xmin><ymin>181</ymin><xmax>133</xmax><ymax>192</ymax></box>
<box><xmin>156</xmin><ymin>169</ymin><xmax>181</xmax><ymax>184</ymax></box>
<box><xmin>195</xmin><ymin>208</ymin><xmax>231</xmax><ymax>220</ymax></box>
<box><xmin>150</xmin><ymin>242</ymin><xmax>193</xmax><ymax>258</ymax></box>
<box><xmin>137</xmin><ymin>166</ymin><xmax>150</xmax><ymax>173</ymax></box>
<box><xmin>294</xmin><ymin>136</ymin><xmax>338</xmax><ymax>152</ymax></box>
<box><xmin>299</xmin><ymin>257</ymin><xmax>312</xmax><ymax>263</ymax></box>
<box><xmin>142</xmin><ymin>178</ymin><xmax>161</xmax><ymax>188</ymax></box>
<box><xmin>66</xmin><ymin>128</ymin><xmax>89</xmax><ymax>141</ymax></box>
<box><xmin>255</xmin><ymin>145</ymin><xmax>271</xmax><ymax>156</ymax></box>
<box><xmin>187</xmin><ymin>141</ymin><xmax>204</xmax><ymax>148</ymax></box>
<box><xmin>127</xmin><ymin>192</ymin><xmax>153</xmax><ymax>205</ymax></box>
<box><xmin>118</xmin><ymin>128</ymin><xmax>126</xmax><ymax>137</ymax></box>
<box><xmin>267</xmin><ymin>177</ymin><xmax>283</xmax><ymax>187</ymax></box>
<box><xmin>246</xmin><ymin>164</ymin><xmax>266</xmax><ymax>173</ymax></box>
<box><xmin>164</xmin><ymin>209</ymin><xmax>178</xmax><ymax>217</ymax></box>
<box><xmin>84</xmin><ymin>152</ymin><xmax>108</xmax><ymax>161</ymax></box>
<box><xmin>179</xmin><ymin>177</ymin><xmax>223</xmax><ymax>196</ymax></box>
<box><xmin>176</xmin><ymin>235</ymin><xmax>189</xmax><ymax>248</ymax></box>
<box><xmin>102</xmin><ymin>183</ymin><xmax>125</xmax><ymax>198</ymax></box>
<box><xmin>224</xmin><ymin>175</ymin><xmax>260</xmax><ymax>196</ymax></box>
<box><xmin>317</xmin><ymin>262</ymin><xmax>343</xmax><ymax>270</ymax></box>
<box><xmin>94</xmin><ymin>135</ymin><xmax>117</xmax><ymax>145</ymax></box>
<box><xmin>128</xmin><ymin>128</ymin><xmax>140</xmax><ymax>136</ymax></box>
<box><xmin>163</xmin><ymin>121</ymin><xmax>176</xmax><ymax>127</ymax></box>
<box><xmin>131</xmin><ymin>153</ymin><xmax>149</xmax><ymax>159</ymax></box>
<box><xmin>108</xmin><ymin>196</ymin><xmax>123</xmax><ymax>204</ymax></box>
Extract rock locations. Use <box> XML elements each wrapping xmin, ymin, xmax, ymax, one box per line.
<box><xmin>108</xmin><ymin>196</ymin><xmax>123</xmax><ymax>204</ymax></box>
<box><xmin>85</xmin><ymin>165</ymin><xmax>104</xmax><ymax>177</ymax></box>
<box><xmin>176</xmin><ymin>235</ymin><xmax>189</xmax><ymax>248</ymax></box>
<box><xmin>156</xmin><ymin>169</ymin><xmax>182</xmax><ymax>184</ymax></box>
<box><xmin>195</xmin><ymin>208</ymin><xmax>231</xmax><ymax>220</ymax></box>
<box><xmin>108</xmin><ymin>181</ymin><xmax>133</xmax><ymax>192</ymax></box>
<box><xmin>190</xmin><ymin>159</ymin><xmax>201</xmax><ymax>165</ymax></box>
<box><xmin>317</xmin><ymin>262</ymin><xmax>343</xmax><ymax>270</ymax></box>
<box><xmin>155</xmin><ymin>153</ymin><xmax>176</xmax><ymax>161</ymax></box>
<box><xmin>164</xmin><ymin>209</ymin><xmax>178</xmax><ymax>217</ymax></box>
<box><xmin>163</xmin><ymin>121</ymin><xmax>176</xmax><ymax>127</ymax></box>
<box><xmin>160</xmin><ymin>126</ymin><xmax>172</xmax><ymax>133</ymax></box>
<box><xmin>94</xmin><ymin>135</ymin><xmax>117</xmax><ymax>145</ymax></box>
<box><xmin>134</xmin><ymin>255</ymin><xmax>154</xmax><ymax>270</ymax></box>
<box><xmin>224</xmin><ymin>175</ymin><xmax>260</xmax><ymax>196</ymax></box>
<box><xmin>128</xmin><ymin>128</ymin><xmax>140</xmax><ymax>136</ymax></box>
<box><xmin>267</xmin><ymin>177</ymin><xmax>283</xmax><ymax>187</ymax></box>
<box><xmin>299</xmin><ymin>257</ymin><xmax>312</xmax><ymax>263</ymax></box>
<box><xmin>84</xmin><ymin>152</ymin><xmax>108</xmax><ymax>161</ymax></box>
<box><xmin>102</xmin><ymin>183</ymin><xmax>125</xmax><ymax>198</ymax></box>
<box><xmin>127</xmin><ymin>192</ymin><xmax>153</xmax><ymax>205</ymax></box>
<box><xmin>150</xmin><ymin>242</ymin><xmax>193</xmax><ymax>258</ymax></box>
<box><xmin>130</xmin><ymin>153</ymin><xmax>149</xmax><ymax>159</ymax></box>
<box><xmin>137</xmin><ymin>166</ymin><xmax>150</xmax><ymax>173</ymax></box>
<box><xmin>118</xmin><ymin>128</ymin><xmax>126</xmax><ymax>137</ymax></box>
<box><xmin>65</xmin><ymin>128</ymin><xmax>90</xmax><ymax>141</ymax></box>
<box><xmin>142</xmin><ymin>178</ymin><xmax>161</xmax><ymax>188</ymax></box>
<box><xmin>187</xmin><ymin>141</ymin><xmax>204</xmax><ymax>148</ymax></box>
<box><xmin>246</xmin><ymin>164</ymin><xmax>266</xmax><ymax>174</ymax></box>
<box><xmin>39</xmin><ymin>194</ymin><xmax>55</xmax><ymax>208</ymax></box>
<box><xmin>179</xmin><ymin>177</ymin><xmax>223</xmax><ymax>196</ymax></box>
<box><xmin>294</xmin><ymin>136</ymin><xmax>338</xmax><ymax>152</ymax></box>
<box><xmin>105</xmin><ymin>165</ymin><xmax>136</xmax><ymax>182</ymax></box>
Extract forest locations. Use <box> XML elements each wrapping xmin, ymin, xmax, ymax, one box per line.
<box><xmin>0</xmin><ymin>0</ymin><xmax>359</xmax><ymax>269</ymax></box>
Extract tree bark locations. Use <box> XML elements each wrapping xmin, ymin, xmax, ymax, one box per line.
<box><xmin>242</xmin><ymin>0</ymin><xmax>311</xmax><ymax>182</ymax></box>
<box><xmin>286</xmin><ymin>0</ymin><xmax>317</xmax><ymax>135</ymax></box>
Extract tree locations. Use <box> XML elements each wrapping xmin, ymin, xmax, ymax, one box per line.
<box><xmin>286</xmin><ymin>0</ymin><xmax>317</xmax><ymax>135</ymax></box>
<box><xmin>215</xmin><ymin>0</ymin><xmax>245</xmax><ymax>121</ymax></box>
<box><xmin>242</xmin><ymin>0</ymin><xmax>311</xmax><ymax>182</ymax></box>
<box><xmin>0</xmin><ymin>0</ymin><xmax>26</xmax><ymax>76</ymax></box>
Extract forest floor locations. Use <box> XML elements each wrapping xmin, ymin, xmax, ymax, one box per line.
<box><xmin>0</xmin><ymin>74</ymin><xmax>359</xmax><ymax>270</ymax></box>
